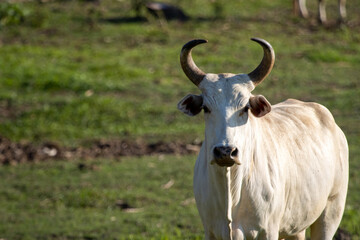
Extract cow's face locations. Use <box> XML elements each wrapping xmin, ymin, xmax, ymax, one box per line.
<box><xmin>178</xmin><ymin>73</ymin><xmax>271</xmax><ymax>167</ymax></box>
<box><xmin>177</xmin><ymin>38</ymin><xmax>275</xmax><ymax>167</ymax></box>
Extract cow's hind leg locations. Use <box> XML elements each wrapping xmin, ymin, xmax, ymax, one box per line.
<box><xmin>310</xmin><ymin>194</ymin><xmax>346</xmax><ymax>240</ymax></box>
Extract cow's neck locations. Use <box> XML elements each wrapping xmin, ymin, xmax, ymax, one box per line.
<box><xmin>202</xmin><ymin>117</ymin><xmax>255</xmax><ymax>237</ymax></box>
<box><xmin>208</xmin><ymin>161</ymin><xmax>233</xmax><ymax>231</ymax></box>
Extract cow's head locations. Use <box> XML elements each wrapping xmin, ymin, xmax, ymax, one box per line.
<box><xmin>178</xmin><ymin>38</ymin><xmax>274</xmax><ymax>167</ymax></box>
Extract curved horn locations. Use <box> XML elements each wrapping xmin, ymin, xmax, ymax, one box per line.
<box><xmin>248</xmin><ymin>38</ymin><xmax>275</xmax><ymax>86</ymax></box>
<box><xmin>180</xmin><ymin>39</ymin><xmax>208</xmax><ymax>86</ymax></box>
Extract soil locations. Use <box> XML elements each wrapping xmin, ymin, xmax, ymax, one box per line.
<box><xmin>0</xmin><ymin>136</ymin><xmax>201</xmax><ymax>165</ymax></box>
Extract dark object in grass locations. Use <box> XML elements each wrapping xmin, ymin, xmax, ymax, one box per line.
<box><xmin>115</xmin><ymin>200</ymin><xmax>132</xmax><ymax>210</ymax></box>
<box><xmin>146</xmin><ymin>2</ymin><xmax>189</xmax><ymax>21</ymax></box>
<box><xmin>115</xmin><ymin>200</ymin><xmax>142</xmax><ymax>213</ymax></box>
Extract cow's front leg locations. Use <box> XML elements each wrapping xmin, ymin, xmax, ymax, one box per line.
<box><xmin>257</xmin><ymin>229</ymin><xmax>279</xmax><ymax>240</ymax></box>
<box><xmin>293</xmin><ymin>0</ymin><xmax>309</xmax><ymax>18</ymax></box>
<box><xmin>298</xmin><ymin>0</ymin><xmax>309</xmax><ymax>18</ymax></box>
<box><xmin>318</xmin><ymin>0</ymin><xmax>327</xmax><ymax>24</ymax></box>
<box><xmin>338</xmin><ymin>0</ymin><xmax>346</xmax><ymax>23</ymax></box>
<box><xmin>204</xmin><ymin>231</ymin><xmax>218</xmax><ymax>240</ymax></box>
<box><xmin>287</xmin><ymin>230</ymin><xmax>306</xmax><ymax>240</ymax></box>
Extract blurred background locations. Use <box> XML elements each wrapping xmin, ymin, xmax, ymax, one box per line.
<box><xmin>0</xmin><ymin>0</ymin><xmax>359</xmax><ymax>239</ymax></box>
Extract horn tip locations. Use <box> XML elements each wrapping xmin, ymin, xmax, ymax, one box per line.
<box><xmin>250</xmin><ymin>38</ymin><xmax>273</xmax><ymax>49</ymax></box>
<box><xmin>182</xmin><ymin>39</ymin><xmax>208</xmax><ymax>51</ymax></box>
<box><xmin>251</xmin><ymin>37</ymin><xmax>263</xmax><ymax>42</ymax></box>
<box><xmin>248</xmin><ymin>37</ymin><xmax>275</xmax><ymax>86</ymax></box>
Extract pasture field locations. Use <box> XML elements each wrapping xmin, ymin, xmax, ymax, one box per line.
<box><xmin>0</xmin><ymin>0</ymin><xmax>359</xmax><ymax>239</ymax></box>
<box><xmin>0</xmin><ymin>156</ymin><xmax>203</xmax><ymax>239</ymax></box>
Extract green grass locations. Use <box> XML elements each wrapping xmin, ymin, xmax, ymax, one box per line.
<box><xmin>0</xmin><ymin>0</ymin><xmax>358</xmax><ymax>146</ymax></box>
<box><xmin>0</xmin><ymin>156</ymin><xmax>203</xmax><ymax>239</ymax></box>
<box><xmin>0</xmin><ymin>155</ymin><xmax>359</xmax><ymax>239</ymax></box>
<box><xmin>0</xmin><ymin>0</ymin><xmax>359</xmax><ymax>238</ymax></box>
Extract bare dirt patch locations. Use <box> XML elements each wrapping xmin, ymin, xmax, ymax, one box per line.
<box><xmin>0</xmin><ymin>136</ymin><xmax>201</xmax><ymax>165</ymax></box>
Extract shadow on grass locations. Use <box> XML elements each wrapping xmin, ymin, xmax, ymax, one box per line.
<box><xmin>101</xmin><ymin>16</ymin><xmax>148</xmax><ymax>24</ymax></box>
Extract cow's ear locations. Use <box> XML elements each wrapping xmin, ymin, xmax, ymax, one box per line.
<box><xmin>177</xmin><ymin>94</ymin><xmax>203</xmax><ymax>116</ymax></box>
<box><xmin>249</xmin><ymin>95</ymin><xmax>271</xmax><ymax>117</ymax></box>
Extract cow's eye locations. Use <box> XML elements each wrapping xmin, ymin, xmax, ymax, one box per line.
<box><xmin>203</xmin><ymin>105</ymin><xmax>211</xmax><ymax>113</ymax></box>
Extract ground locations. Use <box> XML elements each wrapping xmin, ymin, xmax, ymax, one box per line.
<box><xmin>0</xmin><ymin>0</ymin><xmax>359</xmax><ymax>239</ymax></box>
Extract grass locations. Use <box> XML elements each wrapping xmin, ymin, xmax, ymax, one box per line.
<box><xmin>0</xmin><ymin>155</ymin><xmax>359</xmax><ymax>239</ymax></box>
<box><xmin>1</xmin><ymin>0</ymin><xmax>358</xmax><ymax>146</ymax></box>
<box><xmin>0</xmin><ymin>156</ymin><xmax>203</xmax><ymax>239</ymax></box>
<box><xmin>0</xmin><ymin>0</ymin><xmax>359</xmax><ymax>238</ymax></box>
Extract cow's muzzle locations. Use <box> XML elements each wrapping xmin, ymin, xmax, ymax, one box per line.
<box><xmin>211</xmin><ymin>146</ymin><xmax>240</xmax><ymax>167</ymax></box>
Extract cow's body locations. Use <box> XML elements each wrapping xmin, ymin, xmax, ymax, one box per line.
<box><xmin>193</xmin><ymin>75</ymin><xmax>348</xmax><ymax>240</ymax></box>
<box><xmin>178</xmin><ymin>39</ymin><xmax>348</xmax><ymax>240</ymax></box>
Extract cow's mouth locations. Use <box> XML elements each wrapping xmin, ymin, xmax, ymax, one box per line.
<box><xmin>212</xmin><ymin>159</ymin><xmax>236</xmax><ymax>167</ymax></box>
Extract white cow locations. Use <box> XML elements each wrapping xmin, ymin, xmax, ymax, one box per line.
<box><xmin>177</xmin><ymin>38</ymin><xmax>348</xmax><ymax>240</ymax></box>
<box><xmin>293</xmin><ymin>0</ymin><xmax>346</xmax><ymax>24</ymax></box>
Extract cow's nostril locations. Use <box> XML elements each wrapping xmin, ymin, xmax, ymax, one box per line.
<box><xmin>213</xmin><ymin>147</ymin><xmax>222</xmax><ymax>158</ymax></box>
<box><xmin>212</xmin><ymin>146</ymin><xmax>239</xmax><ymax>166</ymax></box>
<box><xmin>214</xmin><ymin>146</ymin><xmax>237</xmax><ymax>159</ymax></box>
<box><xmin>231</xmin><ymin>148</ymin><xmax>238</xmax><ymax>158</ymax></box>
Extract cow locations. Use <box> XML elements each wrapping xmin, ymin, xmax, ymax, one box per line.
<box><xmin>177</xmin><ymin>38</ymin><xmax>349</xmax><ymax>240</ymax></box>
<box><xmin>293</xmin><ymin>0</ymin><xmax>346</xmax><ymax>24</ymax></box>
